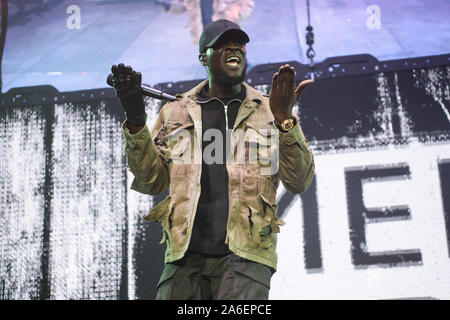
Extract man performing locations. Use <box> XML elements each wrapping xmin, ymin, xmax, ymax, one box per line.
<box><xmin>107</xmin><ymin>19</ymin><xmax>315</xmax><ymax>300</ymax></box>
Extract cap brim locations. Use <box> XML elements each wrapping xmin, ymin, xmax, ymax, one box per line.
<box><xmin>206</xmin><ymin>29</ymin><xmax>250</xmax><ymax>48</ymax></box>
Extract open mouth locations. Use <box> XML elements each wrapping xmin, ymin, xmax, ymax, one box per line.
<box><xmin>225</xmin><ymin>55</ymin><xmax>241</xmax><ymax>67</ymax></box>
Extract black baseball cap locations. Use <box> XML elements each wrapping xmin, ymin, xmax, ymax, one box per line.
<box><xmin>199</xmin><ymin>19</ymin><xmax>250</xmax><ymax>53</ymax></box>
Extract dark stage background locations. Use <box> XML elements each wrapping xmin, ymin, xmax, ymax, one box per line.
<box><xmin>0</xmin><ymin>0</ymin><xmax>449</xmax><ymax>300</ymax></box>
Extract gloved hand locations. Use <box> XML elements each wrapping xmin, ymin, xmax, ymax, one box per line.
<box><xmin>107</xmin><ymin>63</ymin><xmax>147</xmax><ymax>127</ymax></box>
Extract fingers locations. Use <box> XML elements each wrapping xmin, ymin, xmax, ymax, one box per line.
<box><xmin>106</xmin><ymin>73</ymin><xmax>114</xmax><ymax>86</ymax></box>
<box><xmin>111</xmin><ymin>64</ymin><xmax>118</xmax><ymax>76</ymax></box>
<box><xmin>294</xmin><ymin>79</ymin><xmax>313</xmax><ymax>98</ymax></box>
<box><xmin>272</xmin><ymin>64</ymin><xmax>295</xmax><ymax>91</ymax></box>
<box><xmin>278</xmin><ymin>63</ymin><xmax>313</xmax><ymax>100</ymax></box>
<box><xmin>278</xmin><ymin>64</ymin><xmax>294</xmax><ymax>90</ymax></box>
<box><xmin>135</xmin><ymin>72</ymin><xmax>142</xmax><ymax>85</ymax></box>
<box><xmin>117</xmin><ymin>63</ymin><xmax>126</xmax><ymax>73</ymax></box>
<box><xmin>112</xmin><ymin>63</ymin><xmax>133</xmax><ymax>76</ymax></box>
<box><xmin>111</xmin><ymin>63</ymin><xmax>135</xmax><ymax>81</ymax></box>
<box><xmin>110</xmin><ymin>63</ymin><xmax>140</xmax><ymax>93</ymax></box>
<box><xmin>129</xmin><ymin>70</ymin><xmax>141</xmax><ymax>87</ymax></box>
<box><xmin>271</xmin><ymin>71</ymin><xmax>279</xmax><ymax>89</ymax></box>
<box><xmin>271</xmin><ymin>63</ymin><xmax>313</xmax><ymax>108</ymax></box>
<box><xmin>287</xmin><ymin>66</ymin><xmax>294</xmax><ymax>91</ymax></box>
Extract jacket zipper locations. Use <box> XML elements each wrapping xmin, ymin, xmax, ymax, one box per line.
<box><xmin>195</xmin><ymin>97</ymin><xmax>243</xmax><ymax>130</ymax></box>
<box><xmin>224</xmin><ymin>103</ymin><xmax>228</xmax><ymax>128</ymax></box>
<box><xmin>190</xmin><ymin>97</ymin><xmax>244</xmax><ymax>239</ymax></box>
<box><xmin>223</xmin><ymin>99</ymin><xmax>242</xmax><ymax>130</ymax></box>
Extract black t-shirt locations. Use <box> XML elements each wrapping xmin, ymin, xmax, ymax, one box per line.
<box><xmin>187</xmin><ymin>84</ymin><xmax>246</xmax><ymax>255</ymax></box>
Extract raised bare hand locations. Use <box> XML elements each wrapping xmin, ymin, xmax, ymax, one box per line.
<box><xmin>269</xmin><ymin>64</ymin><xmax>313</xmax><ymax>124</ymax></box>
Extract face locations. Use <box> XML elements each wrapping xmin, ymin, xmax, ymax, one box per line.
<box><xmin>201</xmin><ymin>32</ymin><xmax>248</xmax><ymax>87</ymax></box>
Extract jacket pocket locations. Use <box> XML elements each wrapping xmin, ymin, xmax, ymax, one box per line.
<box><xmin>260</xmin><ymin>191</ymin><xmax>285</xmax><ymax>235</ymax></box>
<box><xmin>232</xmin><ymin>255</ymin><xmax>273</xmax><ymax>295</ymax></box>
<box><xmin>248</xmin><ymin>210</ymin><xmax>272</xmax><ymax>249</ymax></box>
<box><xmin>247</xmin><ymin>200</ymin><xmax>273</xmax><ymax>249</ymax></box>
<box><xmin>161</xmin><ymin>121</ymin><xmax>194</xmax><ymax>163</ymax></box>
<box><xmin>144</xmin><ymin>195</ymin><xmax>173</xmax><ymax>223</ymax></box>
<box><xmin>245</xmin><ymin>122</ymin><xmax>279</xmax><ymax>175</ymax></box>
<box><xmin>259</xmin><ymin>179</ymin><xmax>285</xmax><ymax>235</ymax></box>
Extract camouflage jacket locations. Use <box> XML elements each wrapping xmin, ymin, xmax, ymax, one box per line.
<box><xmin>122</xmin><ymin>80</ymin><xmax>315</xmax><ymax>270</ymax></box>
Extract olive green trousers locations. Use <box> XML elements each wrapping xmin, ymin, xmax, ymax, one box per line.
<box><xmin>156</xmin><ymin>251</ymin><xmax>274</xmax><ymax>300</ymax></box>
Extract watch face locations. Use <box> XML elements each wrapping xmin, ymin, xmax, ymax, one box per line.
<box><xmin>282</xmin><ymin>119</ymin><xmax>294</xmax><ymax>131</ymax></box>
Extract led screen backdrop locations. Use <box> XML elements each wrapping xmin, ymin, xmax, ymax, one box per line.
<box><xmin>2</xmin><ymin>0</ymin><xmax>449</xmax><ymax>92</ymax></box>
<box><xmin>1</xmin><ymin>54</ymin><xmax>449</xmax><ymax>299</ymax></box>
<box><xmin>0</xmin><ymin>0</ymin><xmax>449</xmax><ymax>300</ymax></box>
<box><xmin>0</xmin><ymin>93</ymin><xmax>129</xmax><ymax>299</ymax></box>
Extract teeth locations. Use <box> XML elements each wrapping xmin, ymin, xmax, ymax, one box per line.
<box><xmin>226</xmin><ymin>57</ymin><xmax>240</xmax><ymax>63</ymax></box>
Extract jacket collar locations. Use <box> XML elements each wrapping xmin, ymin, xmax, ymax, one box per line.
<box><xmin>183</xmin><ymin>79</ymin><xmax>263</xmax><ymax>104</ymax></box>
<box><xmin>182</xmin><ymin>79</ymin><xmax>263</xmax><ymax>131</ymax></box>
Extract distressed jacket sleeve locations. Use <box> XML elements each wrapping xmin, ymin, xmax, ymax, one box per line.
<box><xmin>276</xmin><ymin>113</ymin><xmax>315</xmax><ymax>194</ymax></box>
<box><xmin>122</xmin><ymin>108</ymin><xmax>170</xmax><ymax>195</ymax></box>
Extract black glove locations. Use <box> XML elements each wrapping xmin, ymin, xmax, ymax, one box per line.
<box><xmin>107</xmin><ymin>63</ymin><xmax>147</xmax><ymax>127</ymax></box>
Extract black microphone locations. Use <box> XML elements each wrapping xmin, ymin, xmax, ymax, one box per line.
<box><xmin>106</xmin><ymin>74</ymin><xmax>176</xmax><ymax>102</ymax></box>
<box><xmin>141</xmin><ymin>84</ymin><xmax>177</xmax><ymax>101</ymax></box>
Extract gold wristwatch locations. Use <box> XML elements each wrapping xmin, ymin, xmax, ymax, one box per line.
<box><xmin>280</xmin><ymin>118</ymin><xmax>295</xmax><ymax>132</ymax></box>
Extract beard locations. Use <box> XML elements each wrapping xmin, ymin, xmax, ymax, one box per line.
<box><xmin>210</xmin><ymin>59</ymin><xmax>248</xmax><ymax>87</ymax></box>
